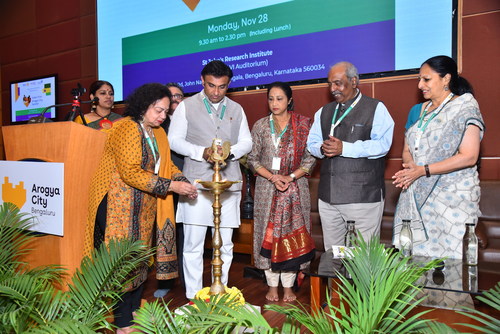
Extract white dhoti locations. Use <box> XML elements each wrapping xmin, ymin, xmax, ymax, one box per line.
<box><xmin>178</xmin><ymin>190</ymin><xmax>241</xmax><ymax>299</ymax></box>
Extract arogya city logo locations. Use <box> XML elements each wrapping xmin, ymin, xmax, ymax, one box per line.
<box><xmin>2</xmin><ymin>177</ymin><xmax>26</xmax><ymax>209</ymax></box>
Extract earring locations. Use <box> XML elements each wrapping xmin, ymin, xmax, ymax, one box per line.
<box><xmin>444</xmin><ymin>86</ymin><xmax>449</xmax><ymax>91</ymax></box>
<box><xmin>111</xmin><ymin>104</ymin><xmax>115</xmax><ymax>109</ymax></box>
<box><xmin>91</xmin><ymin>101</ymin><xmax>97</xmax><ymax>112</ymax></box>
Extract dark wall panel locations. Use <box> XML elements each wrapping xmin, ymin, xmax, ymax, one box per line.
<box><xmin>35</xmin><ymin>0</ymin><xmax>81</xmax><ymax>28</ymax></box>
<box><xmin>463</xmin><ymin>0</ymin><xmax>500</xmax><ymax>15</ymax></box>
<box><xmin>0</xmin><ymin>32</ymin><xmax>38</xmax><ymax>65</ymax></box>
<box><xmin>36</xmin><ymin>20</ymin><xmax>81</xmax><ymax>57</ymax></box>
<box><xmin>0</xmin><ymin>0</ymin><xmax>498</xmax><ymax>178</ymax></box>
<box><xmin>373</xmin><ymin>79</ymin><xmax>423</xmax><ymax>158</ymax></box>
<box><xmin>0</xmin><ymin>0</ymin><xmax>36</xmax><ymax>38</ymax></box>
<box><xmin>462</xmin><ymin>11</ymin><xmax>500</xmax><ymax>157</ymax></box>
<box><xmin>81</xmin><ymin>14</ymin><xmax>96</xmax><ymax>47</ymax></box>
<box><xmin>81</xmin><ymin>45</ymin><xmax>97</xmax><ymax>78</ymax></box>
<box><xmin>37</xmin><ymin>51</ymin><xmax>82</xmax><ymax>82</ymax></box>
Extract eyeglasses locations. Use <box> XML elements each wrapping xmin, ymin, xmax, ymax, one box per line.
<box><xmin>172</xmin><ymin>94</ymin><xmax>184</xmax><ymax>100</ymax></box>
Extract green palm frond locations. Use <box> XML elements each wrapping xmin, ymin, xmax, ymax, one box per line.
<box><xmin>0</xmin><ymin>238</ymin><xmax>152</xmax><ymax>333</ymax></box>
<box><xmin>420</xmin><ymin>321</ymin><xmax>460</xmax><ymax>333</ymax></box>
<box><xmin>265</xmin><ymin>301</ymin><xmax>335</xmax><ymax>334</ymax></box>
<box><xmin>327</xmin><ymin>236</ymin><xmax>444</xmax><ymax>333</ymax></box>
<box><xmin>63</xmin><ymin>238</ymin><xmax>153</xmax><ymax>329</ymax></box>
<box><xmin>266</xmin><ymin>236</ymin><xmax>449</xmax><ymax>333</ymax></box>
<box><xmin>22</xmin><ymin>318</ymin><xmax>97</xmax><ymax>334</ymax></box>
<box><xmin>132</xmin><ymin>299</ymin><xmax>183</xmax><ymax>334</ymax></box>
<box><xmin>178</xmin><ymin>293</ymin><xmax>275</xmax><ymax>333</ymax></box>
<box><xmin>456</xmin><ymin>282</ymin><xmax>500</xmax><ymax>333</ymax></box>
<box><xmin>332</xmin><ymin>236</ymin><xmax>460</xmax><ymax>333</ymax></box>
<box><xmin>0</xmin><ymin>272</ymin><xmax>64</xmax><ymax>332</ymax></box>
<box><xmin>0</xmin><ymin>202</ymin><xmax>36</xmax><ymax>270</ymax></box>
<box><xmin>0</xmin><ymin>200</ymin><xmax>155</xmax><ymax>333</ymax></box>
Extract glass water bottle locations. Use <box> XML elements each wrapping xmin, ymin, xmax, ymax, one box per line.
<box><xmin>345</xmin><ymin>220</ymin><xmax>356</xmax><ymax>247</ymax></box>
<box><xmin>399</xmin><ymin>219</ymin><xmax>413</xmax><ymax>257</ymax></box>
<box><xmin>463</xmin><ymin>222</ymin><xmax>478</xmax><ymax>266</ymax></box>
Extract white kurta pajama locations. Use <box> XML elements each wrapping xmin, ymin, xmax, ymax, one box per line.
<box><xmin>169</xmin><ymin>90</ymin><xmax>252</xmax><ymax>298</ymax></box>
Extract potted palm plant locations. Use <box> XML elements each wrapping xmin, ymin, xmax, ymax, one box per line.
<box><xmin>2</xmin><ymin>201</ymin><xmax>497</xmax><ymax>333</ymax></box>
<box><xmin>131</xmin><ymin>236</ymin><xmax>453</xmax><ymax>333</ymax></box>
<box><xmin>0</xmin><ymin>202</ymin><xmax>153</xmax><ymax>333</ymax></box>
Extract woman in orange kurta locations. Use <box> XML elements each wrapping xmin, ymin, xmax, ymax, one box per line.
<box><xmin>83</xmin><ymin>83</ymin><xmax>197</xmax><ymax>333</ymax></box>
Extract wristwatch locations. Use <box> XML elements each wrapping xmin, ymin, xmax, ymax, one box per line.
<box><xmin>290</xmin><ymin>173</ymin><xmax>297</xmax><ymax>181</ymax></box>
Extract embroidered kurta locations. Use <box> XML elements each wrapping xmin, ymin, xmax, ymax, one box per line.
<box><xmin>83</xmin><ymin>117</ymin><xmax>184</xmax><ymax>289</ymax></box>
<box><xmin>393</xmin><ymin>93</ymin><xmax>485</xmax><ymax>259</ymax></box>
<box><xmin>247</xmin><ymin>113</ymin><xmax>316</xmax><ymax>271</ymax></box>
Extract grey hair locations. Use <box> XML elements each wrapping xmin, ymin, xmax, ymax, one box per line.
<box><xmin>331</xmin><ymin>61</ymin><xmax>359</xmax><ymax>85</ymax></box>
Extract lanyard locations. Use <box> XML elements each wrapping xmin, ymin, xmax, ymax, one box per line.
<box><xmin>414</xmin><ymin>93</ymin><xmax>454</xmax><ymax>151</ymax></box>
<box><xmin>203</xmin><ymin>97</ymin><xmax>226</xmax><ymax>138</ymax></box>
<box><xmin>329</xmin><ymin>91</ymin><xmax>362</xmax><ymax>136</ymax></box>
<box><xmin>203</xmin><ymin>98</ymin><xmax>226</xmax><ymax>120</ymax></box>
<box><xmin>269</xmin><ymin>115</ymin><xmax>288</xmax><ymax>150</ymax></box>
<box><xmin>141</xmin><ymin>124</ymin><xmax>160</xmax><ymax>174</ymax></box>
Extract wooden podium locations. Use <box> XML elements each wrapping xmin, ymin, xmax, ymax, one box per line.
<box><xmin>2</xmin><ymin>122</ymin><xmax>107</xmax><ymax>279</ymax></box>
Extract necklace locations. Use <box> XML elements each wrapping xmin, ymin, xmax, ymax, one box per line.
<box><xmin>94</xmin><ymin>108</ymin><xmax>110</xmax><ymax>118</ymax></box>
<box><xmin>94</xmin><ymin>109</ymin><xmax>113</xmax><ymax>129</ymax></box>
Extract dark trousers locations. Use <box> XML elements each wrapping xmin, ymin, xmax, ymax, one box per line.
<box><xmin>113</xmin><ymin>284</ymin><xmax>145</xmax><ymax>328</ymax></box>
<box><xmin>94</xmin><ymin>194</ymin><xmax>145</xmax><ymax>328</ymax></box>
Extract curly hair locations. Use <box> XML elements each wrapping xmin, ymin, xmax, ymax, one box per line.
<box><xmin>123</xmin><ymin>83</ymin><xmax>172</xmax><ymax>122</ymax></box>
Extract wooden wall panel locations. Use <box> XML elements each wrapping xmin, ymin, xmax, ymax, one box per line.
<box><xmin>80</xmin><ymin>46</ymin><xmax>98</xmax><ymax>81</ymax></box>
<box><xmin>35</xmin><ymin>0</ymin><xmax>81</xmax><ymax>28</ymax></box>
<box><xmin>0</xmin><ymin>32</ymin><xmax>38</xmax><ymax>65</ymax></box>
<box><xmin>372</xmin><ymin>78</ymin><xmax>423</xmax><ymax>158</ymax></box>
<box><xmin>36</xmin><ymin>20</ymin><xmax>81</xmax><ymax>57</ymax></box>
<box><xmin>0</xmin><ymin>0</ymin><xmax>498</xmax><ymax>179</ymax></box>
<box><xmin>80</xmin><ymin>14</ymin><xmax>96</xmax><ymax>47</ymax></box>
<box><xmin>462</xmin><ymin>11</ymin><xmax>500</xmax><ymax>158</ymax></box>
<box><xmin>80</xmin><ymin>0</ymin><xmax>96</xmax><ymax>16</ymax></box>
<box><xmin>0</xmin><ymin>0</ymin><xmax>36</xmax><ymax>38</ymax></box>
<box><xmin>37</xmin><ymin>51</ymin><xmax>82</xmax><ymax>81</ymax></box>
<box><xmin>1</xmin><ymin>60</ymin><xmax>39</xmax><ymax>87</ymax></box>
<box><xmin>463</xmin><ymin>0</ymin><xmax>500</xmax><ymax>15</ymax></box>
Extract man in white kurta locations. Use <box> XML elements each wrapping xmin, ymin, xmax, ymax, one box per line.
<box><xmin>168</xmin><ymin>60</ymin><xmax>252</xmax><ymax>299</ymax></box>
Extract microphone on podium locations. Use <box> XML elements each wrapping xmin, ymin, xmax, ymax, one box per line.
<box><xmin>65</xmin><ymin>84</ymin><xmax>87</xmax><ymax>123</ymax></box>
<box><xmin>29</xmin><ymin>84</ymin><xmax>100</xmax><ymax>124</ymax></box>
<box><xmin>28</xmin><ymin>98</ymin><xmax>97</xmax><ymax>124</ymax></box>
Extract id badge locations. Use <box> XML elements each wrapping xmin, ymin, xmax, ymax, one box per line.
<box><xmin>271</xmin><ymin>157</ymin><xmax>281</xmax><ymax>170</ymax></box>
<box><xmin>414</xmin><ymin>132</ymin><xmax>422</xmax><ymax>152</ymax></box>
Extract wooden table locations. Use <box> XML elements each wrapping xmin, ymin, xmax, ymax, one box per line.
<box><xmin>305</xmin><ymin>250</ymin><xmax>500</xmax><ymax>314</ymax></box>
